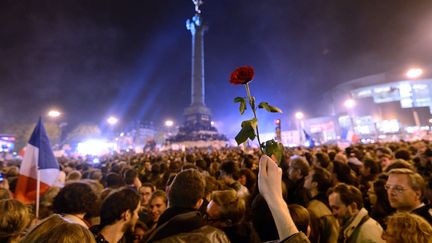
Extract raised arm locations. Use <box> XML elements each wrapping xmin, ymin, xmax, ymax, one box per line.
<box><xmin>258</xmin><ymin>155</ymin><xmax>309</xmax><ymax>242</ymax></box>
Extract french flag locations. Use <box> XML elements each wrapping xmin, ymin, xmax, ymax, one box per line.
<box><xmin>15</xmin><ymin>118</ymin><xmax>60</xmax><ymax>204</ymax></box>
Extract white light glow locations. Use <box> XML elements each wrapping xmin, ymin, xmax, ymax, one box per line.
<box><xmin>295</xmin><ymin>112</ymin><xmax>304</xmax><ymax>120</ymax></box>
<box><xmin>344</xmin><ymin>99</ymin><xmax>356</xmax><ymax>109</ymax></box>
<box><xmin>107</xmin><ymin>116</ymin><xmax>118</xmax><ymax>125</ymax></box>
<box><xmin>165</xmin><ymin>120</ymin><xmax>174</xmax><ymax>127</ymax></box>
<box><xmin>48</xmin><ymin>110</ymin><xmax>61</xmax><ymax>118</ymax></box>
<box><xmin>406</xmin><ymin>68</ymin><xmax>423</xmax><ymax>79</ymax></box>
<box><xmin>77</xmin><ymin>139</ymin><xmax>115</xmax><ymax>156</ymax></box>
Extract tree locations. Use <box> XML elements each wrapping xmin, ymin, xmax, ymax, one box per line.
<box><xmin>64</xmin><ymin>123</ymin><xmax>101</xmax><ymax>145</ymax></box>
<box><xmin>2</xmin><ymin>121</ymin><xmax>61</xmax><ymax>151</ymax></box>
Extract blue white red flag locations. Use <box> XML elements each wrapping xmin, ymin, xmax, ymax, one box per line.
<box><xmin>15</xmin><ymin>118</ymin><xmax>60</xmax><ymax>204</ymax></box>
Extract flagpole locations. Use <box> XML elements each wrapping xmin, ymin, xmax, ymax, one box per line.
<box><xmin>35</xmin><ymin>169</ymin><xmax>40</xmax><ymax>219</ymax></box>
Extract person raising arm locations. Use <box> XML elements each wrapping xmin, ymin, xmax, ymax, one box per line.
<box><xmin>258</xmin><ymin>155</ymin><xmax>310</xmax><ymax>243</ymax></box>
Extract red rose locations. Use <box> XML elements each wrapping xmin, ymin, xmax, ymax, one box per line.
<box><xmin>229</xmin><ymin>66</ymin><xmax>254</xmax><ymax>85</ymax></box>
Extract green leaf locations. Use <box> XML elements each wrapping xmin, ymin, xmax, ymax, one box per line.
<box><xmin>258</xmin><ymin>102</ymin><xmax>283</xmax><ymax>113</ymax></box>
<box><xmin>235</xmin><ymin>118</ymin><xmax>257</xmax><ymax>145</ymax></box>
<box><xmin>263</xmin><ymin>139</ymin><xmax>284</xmax><ymax>164</ymax></box>
<box><xmin>234</xmin><ymin>97</ymin><xmax>247</xmax><ymax>115</ymax></box>
<box><xmin>241</xmin><ymin>118</ymin><xmax>257</xmax><ymax>130</ymax></box>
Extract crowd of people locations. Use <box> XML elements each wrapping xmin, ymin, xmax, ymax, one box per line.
<box><xmin>1</xmin><ymin>140</ymin><xmax>432</xmax><ymax>242</ymax></box>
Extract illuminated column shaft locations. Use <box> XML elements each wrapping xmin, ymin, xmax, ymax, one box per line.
<box><xmin>187</xmin><ymin>14</ymin><xmax>207</xmax><ymax>106</ymax></box>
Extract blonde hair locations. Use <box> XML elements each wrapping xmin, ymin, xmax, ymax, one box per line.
<box><xmin>0</xmin><ymin>199</ymin><xmax>32</xmax><ymax>243</ymax></box>
<box><xmin>21</xmin><ymin>214</ymin><xmax>96</xmax><ymax>243</ymax></box>
<box><xmin>385</xmin><ymin>212</ymin><xmax>432</xmax><ymax>243</ymax></box>
<box><xmin>211</xmin><ymin>189</ymin><xmax>246</xmax><ymax>224</ymax></box>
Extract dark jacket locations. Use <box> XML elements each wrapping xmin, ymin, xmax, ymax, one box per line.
<box><xmin>412</xmin><ymin>203</ymin><xmax>432</xmax><ymax>225</ymax></box>
<box><xmin>221</xmin><ymin>222</ymin><xmax>260</xmax><ymax>243</ymax></box>
<box><xmin>145</xmin><ymin>207</ymin><xmax>229</xmax><ymax>243</ymax></box>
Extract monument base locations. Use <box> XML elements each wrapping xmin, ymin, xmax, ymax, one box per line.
<box><xmin>166</xmin><ymin>104</ymin><xmax>228</xmax><ymax>147</ymax></box>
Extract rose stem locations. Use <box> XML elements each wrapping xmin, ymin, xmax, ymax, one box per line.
<box><xmin>245</xmin><ymin>83</ymin><xmax>263</xmax><ymax>153</ymax></box>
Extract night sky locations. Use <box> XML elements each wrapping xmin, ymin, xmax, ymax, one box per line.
<box><xmin>1</xmin><ymin>0</ymin><xmax>432</xmax><ymax>138</ymax></box>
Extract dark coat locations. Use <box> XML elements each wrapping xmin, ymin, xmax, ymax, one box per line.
<box><xmin>145</xmin><ymin>207</ymin><xmax>229</xmax><ymax>243</ymax></box>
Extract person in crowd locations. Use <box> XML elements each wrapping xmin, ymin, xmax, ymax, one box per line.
<box><xmin>0</xmin><ymin>199</ymin><xmax>32</xmax><ymax>243</ymax></box>
<box><xmin>52</xmin><ymin>181</ymin><xmax>98</xmax><ymax>228</ymax></box>
<box><xmin>105</xmin><ymin>172</ymin><xmax>125</xmax><ymax>189</ymax></box>
<box><xmin>367</xmin><ymin>175</ymin><xmax>395</xmax><ymax>228</ymax></box>
<box><xmin>331</xmin><ymin>160</ymin><xmax>359</xmax><ymax>186</ymax></box>
<box><xmin>133</xmin><ymin>220</ymin><xmax>148</xmax><ymax>243</ymax></box>
<box><xmin>206</xmin><ymin>189</ymin><xmax>260</xmax><ymax>242</ymax></box>
<box><xmin>38</xmin><ymin>186</ymin><xmax>61</xmax><ymax>219</ymax></box>
<box><xmin>284</xmin><ymin>156</ymin><xmax>310</xmax><ymax>206</ymax></box>
<box><xmin>91</xmin><ymin>187</ymin><xmax>141</xmax><ymax>243</ymax></box>
<box><xmin>394</xmin><ymin>148</ymin><xmax>412</xmax><ymax>162</ymax></box>
<box><xmin>250</xmin><ymin>193</ymin><xmax>280</xmax><ymax>241</ymax></box>
<box><xmin>358</xmin><ymin>157</ymin><xmax>381</xmax><ymax>210</ymax></box>
<box><xmin>304</xmin><ymin>166</ymin><xmax>339</xmax><ymax>243</ymax></box>
<box><xmin>288</xmin><ymin>204</ymin><xmax>311</xmax><ymax>237</ymax></box>
<box><xmin>124</xmin><ymin>168</ymin><xmax>142</xmax><ymax>191</ymax></box>
<box><xmin>382</xmin><ymin>212</ymin><xmax>432</xmax><ymax>243</ymax></box>
<box><xmin>21</xmin><ymin>214</ymin><xmax>96</xmax><ymax>243</ymax></box>
<box><xmin>66</xmin><ymin>170</ymin><xmax>82</xmax><ymax>181</ymax></box>
<box><xmin>313</xmin><ymin>152</ymin><xmax>331</xmax><ymax>170</ymax></box>
<box><xmin>238</xmin><ymin>168</ymin><xmax>257</xmax><ymax>195</ymax></box>
<box><xmin>219</xmin><ymin>160</ymin><xmax>250</xmax><ymax>199</ymax></box>
<box><xmin>148</xmin><ymin>190</ymin><xmax>168</xmax><ymax>228</ymax></box>
<box><xmin>359</xmin><ymin>157</ymin><xmax>381</xmax><ymax>186</ymax></box>
<box><xmin>139</xmin><ymin>183</ymin><xmax>155</xmax><ymax>210</ymax></box>
<box><xmin>385</xmin><ymin>168</ymin><xmax>432</xmax><ymax>224</ymax></box>
<box><xmin>257</xmin><ymin>155</ymin><xmax>310</xmax><ymax>242</ymax></box>
<box><xmin>379</xmin><ymin>153</ymin><xmax>394</xmax><ymax>171</ymax></box>
<box><xmin>145</xmin><ymin>169</ymin><xmax>229</xmax><ymax>242</ymax></box>
<box><xmin>414</xmin><ymin>147</ymin><xmax>432</xmax><ymax>179</ymax></box>
<box><xmin>328</xmin><ymin>183</ymin><xmax>384</xmax><ymax>243</ymax></box>
<box><xmin>195</xmin><ymin>159</ymin><xmax>210</xmax><ymax>176</ymax></box>
<box><xmin>376</xmin><ymin>147</ymin><xmax>393</xmax><ymax>159</ymax></box>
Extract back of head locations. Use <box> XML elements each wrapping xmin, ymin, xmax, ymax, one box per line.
<box><xmin>385</xmin><ymin>212</ymin><xmax>432</xmax><ymax>243</ymax></box>
<box><xmin>66</xmin><ymin>170</ymin><xmax>82</xmax><ymax>181</ymax></box>
<box><xmin>311</xmin><ymin>166</ymin><xmax>332</xmax><ymax>193</ymax></box>
<box><xmin>100</xmin><ymin>187</ymin><xmax>141</xmax><ymax>227</ymax></box>
<box><xmin>290</xmin><ymin>157</ymin><xmax>310</xmax><ymax>177</ymax></box>
<box><xmin>220</xmin><ymin>160</ymin><xmax>239</xmax><ymax>178</ymax></box>
<box><xmin>211</xmin><ymin>190</ymin><xmax>246</xmax><ymax>225</ymax></box>
<box><xmin>315</xmin><ymin>152</ymin><xmax>330</xmax><ymax>168</ymax></box>
<box><xmin>53</xmin><ymin>181</ymin><xmax>97</xmax><ymax>215</ymax></box>
<box><xmin>106</xmin><ymin>173</ymin><xmax>125</xmax><ymax>188</ymax></box>
<box><xmin>288</xmin><ymin>204</ymin><xmax>310</xmax><ymax>235</ymax></box>
<box><xmin>362</xmin><ymin>157</ymin><xmax>381</xmax><ymax>175</ymax></box>
<box><xmin>123</xmin><ymin>169</ymin><xmax>137</xmax><ymax>185</ymax></box>
<box><xmin>0</xmin><ymin>199</ymin><xmax>31</xmax><ymax>243</ymax></box>
<box><xmin>21</xmin><ymin>214</ymin><xmax>96</xmax><ymax>243</ymax></box>
<box><xmin>394</xmin><ymin>148</ymin><xmax>411</xmax><ymax>161</ymax></box>
<box><xmin>168</xmin><ymin>169</ymin><xmax>205</xmax><ymax>208</ymax></box>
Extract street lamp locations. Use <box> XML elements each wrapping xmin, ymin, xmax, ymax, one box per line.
<box><xmin>48</xmin><ymin>110</ymin><xmax>61</xmax><ymax>118</ymax></box>
<box><xmin>295</xmin><ymin>112</ymin><xmax>304</xmax><ymax>120</ymax></box>
<box><xmin>406</xmin><ymin>68</ymin><xmax>423</xmax><ymax>79</ymax></box>
<box><xmin>107</xmin><ymin>116</ymin><xmax>118</xmax><ymax>125</ymax></box>
<box><xmin>164</xmin><ymin>120</ymin><xmax>174</xmax><ymax>127</ymax></box>
<box><xmin>344</xmin><ymin>99</ymin><xmax>356</xmax><ymax>109</ymax></box>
